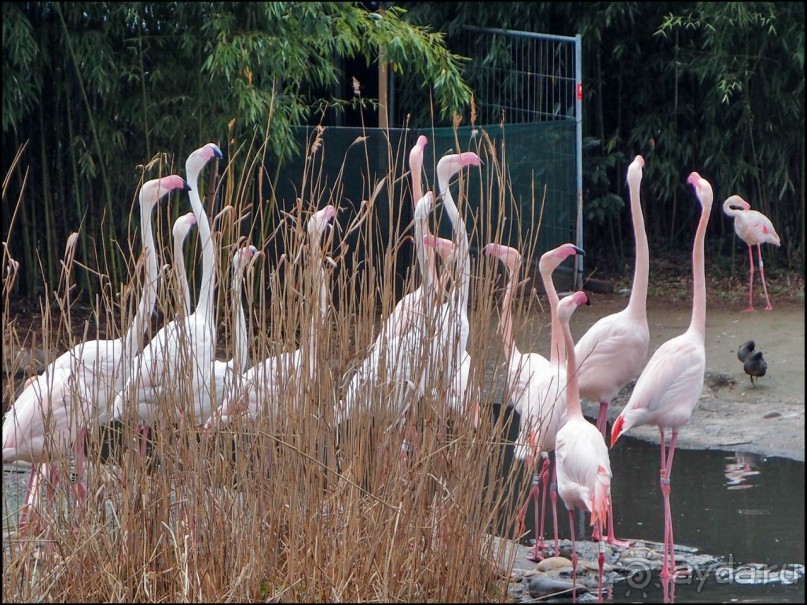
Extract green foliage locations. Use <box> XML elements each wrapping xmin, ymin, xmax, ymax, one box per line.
<box><xmin>1</xmin><ymin>1</ymin><xmax>472</xmax><ymax>297</ymax></box>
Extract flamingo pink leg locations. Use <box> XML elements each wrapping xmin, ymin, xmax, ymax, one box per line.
<box><xmin>19</xmin><ymin>466</ymin><xmax>40</xmax><ymax>527</ymax></box>
<box><xmin>756</xmin><ymin>244</ymin><xmax>773</xmax><ymax>311</ymax></box>
<box><xmin>568</xmin><ymin>508</ymin><xmax>579</xmax><ymax>605</ymax></box>
<box><xmin>73</xmin><ymin>426</ymin><xmax>88</xmax><ymax>508</ymax></box>
<box><xmin>597</xmin><ymin>521</ymin><xmax>606</xmax><ymax>603</ymax></box>
<box><xmin>516</xmin><ymin>454</ymin><xmax>552</xmax><ymax>561</ymax></box>
<box><xmin>595</xmin><ymin>401</ymin><xmax>609</xmax><ymax>435</ymax></box>
<box><xmin>659</xmin><ymin>429</ymin><xmax>679</xmax><ymax>582</ymax></box>
<box><xmin>743</xmin><ymin>245</ymin><xmax>756</xmax><ymax>312</ymax></box>
<box><xmin>549</xmin><ymin>464</ymin><xmax>560</xmax><ymax>556</ymax></box>
<box><xmin>592</xmin><ymin>414</ymin><xmax>632</xmax><ymax>548</ymax></box>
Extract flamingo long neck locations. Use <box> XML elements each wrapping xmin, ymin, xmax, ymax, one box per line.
<box><xmin>500</xmin><ymin>261</ymin><xmax>519</xmax><ymax>361</ymax></box>
<box><xmin>690</xmin><ymin>199</ymin><xmax>710</xmax><ymax>340</ymax></box>
<box><xmin>305</xmin><ymin>234</ymin><xmax>327</xmax><ymax>379</ymax></box>
<box><xmin>414</xmin><ymin>205</ymin><xmax>433</xmax><ymax>293</ymax></box>
<box><xmin>232</xmin><ymin>256</ymin><xmax>248</xmax><ymax>373</ymax></box>
<box><xmin>187</xmin><ymin>165</ymin><xmax>216</xmax><ymax>319</ymax></box>
<box><xmin>626</xmin><ymin>171</ymin><xmax>648</xmax><ymax>319</ymax></box>
<box><xmin>174</xmin><ymin>231</ymin><xmax>191</xmax><ymax>316</ymax></box>
<box><xmin>123</xmin><ymin>197</ymin><xmax>159</xmax><ymax>363</ymax></box>
<box><xmin>539</xmin><ymin>261</ymin><xmax>565</xmax><ymax>365</ymax></box>
<box><xmin>437</xmin><ymin>160</ymin><xmax>470</xmax><ymax>351</ymax></box>
<box><xmin>561</xmin><ymin>310</ymin><xmax>583</xmax><ymax>420</ymax></box>
<box><xmin>411</xmin><ymin>147</ymin><xmax>437</xmax><ymax>289</ymax></box>
<box><xmin>722</xmin><ymin>198</ymin><xmax>743</xmax><ymax>219</ymax></box>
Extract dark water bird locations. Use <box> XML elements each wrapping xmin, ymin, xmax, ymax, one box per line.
<box><xmin>737</xmin><ymin>340</ymin><xmax>767</xmax><ymax>385</ymax></box>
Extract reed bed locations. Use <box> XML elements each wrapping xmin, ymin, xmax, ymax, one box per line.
<box><xmin>2</xmin><ymin>126</ymin><xmax>558</xmax><ymax>602</ymax></box>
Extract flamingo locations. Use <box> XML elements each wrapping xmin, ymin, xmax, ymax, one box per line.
<box><xmin>206</xmin><ymin>204</ymin><xmax>336</xmax><ymax>428</ymax></box>
<box><xmin>722</xmin><ymin>195</ymin><xmax>781</xmax><ymax>311</ymax></box>
<box><xmin>424</xmin><ymin>235</ymin><xmax>479</xmax><ymax>428</ymax></box>
<box><xmin>337</xmin><ymin>193</ymin><xmax>436</xmax><ymax>427</ymax></box>
<box><xmin>485</xmin><ymin>242</ymin><xmax>583</xmax><ymax>560</ymax></box>
<box><xmin>212</xmin><ymin>243</ymin><xmax>259</xmax><ymax>404</ymax></box>
<box><xmin>611</xmin><ymin>171</ymin><xmax>714</xmax><ymax>588</ymax></box>
<box><xmin>169</xmin><ymin>211</ymin><xmax>257</xmax><ymax>406</ymax></box>
<box><xmin>426</xmin><ymin>151</ymin><xmax>481</xmax><ymax>426</ymax></box>
<box><xmin>111</xmin><ymin>143</ymin><xmax>223</xmax><ymax>429</ymax></box>
<box><xmin>2</xmin><ymin>175</ymin><xmax>190</xmax><ymax>526</ymax></box>
<box><xmin>554</xmin><ymin>289</ymin><xmax>610</xmax><ymax>604</ymax></box>
<box><xmin>573</xmin><ymin>154</ymin><xmax>647</xmax><ymax>547</ymax></box>
<box><xmin>336</xmin><ymin>151</ymin><xmax>479</xmax><ymax>455</ymax></box>
<box><xmin>375</xmin><ymin>135</ymin><xmax>435</xmax><ymax>342</ymax></box>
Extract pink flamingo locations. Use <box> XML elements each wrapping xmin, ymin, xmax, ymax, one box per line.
<box><xmin>426</xmin><ymin>151</ymin><xmax>481</xmax><ymax>426</ymax></box>
<box><xmin>207</xmin><ymin>204</ymin><xmax>336</xmax><ymax>428</ymax></box>
<box><xmin>376</xmin><ymin>135</ymin><xmax>437</xmax><ymax>342</ymax></box>
<box><xmin>169</xmin><ymin>211</ymin><xmax>257</xmax><ymax>407</ymax></box>
<box><xmin>338</xmin><ymin>193</ymin><xmax>436</xmax><ymax>427</ymax></box>
<box><xmin>111</xmin><ymin>143</ymin><xmax>223</xmax><ymax>429</ymax></box>
<box><xmin>574</xmin><ymin>155</ymin><xmax>647</xmax><ymax>547</ymax></box>
<box><xmin>424</xmin><ymin>235</ymin><xmax>479</xmax><ymax>428</ymax></box>
<box><xmin>611</xmin><ymin>171</ymin><xmax>714</xmax><ymax>589</ymax></box>
<box><xmin>2</xmin><ymin>175</ymin><xmax>190</xmax><ymax>527</ymax></box>
<box><xmin>554</xmin><ymin>289</ymin><xmax>609</xmax><ymax>604</ymax></box>
<box><xmin>484</xmin><ymin>242</ymin><xmax>583</xmax><ymax>560</ymax></box>
<box><xmin>722</xmin><ymin>195</ymin><xmax>781</xmax><ymax>311</ymax></box>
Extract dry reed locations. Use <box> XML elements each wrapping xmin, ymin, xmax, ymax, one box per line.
<box><xmin>2</xmin><ymin>125</ymin><xmax>564</xmax><ymax>602</ymax></box>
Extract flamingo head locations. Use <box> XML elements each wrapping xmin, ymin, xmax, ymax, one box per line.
<box><xmin>688</xmin><ymin>172</ymin><xmax>714</xmax><ymax>209</ymax></box>
<box><xmin>627</xmin><ymin>155</ymin><xmax>644</xmax><ymax>186</ymax></box>
<box><xmin>308</xmin><ymin>204</ymin><xmax>337</xmax><ymax>239</ymax></box>
<box><xmin>483</xmin><ymin>243</ymin><xmax>521</xmax><ymax>273</ymax></box>
<box><xmin>539</xmin><ymin>242</ymin><xmax>584</xmax><ymax>274</ymax></box>
<box><xmin>557</xmin><ymin>290</ymin><xmax>589</xmax><ymax>324</ymax></box>
<box><xmin>723</xmin><ymin>195</ymin><xmax>751</xmax><ymax>214</ymax></box>
<box><xmin>140</xmin><ymin>175</ymin><xmax>191</xmax><ymax>209</ymax></box>
<box><xmin>424</xmin><ymin>235</ymin><xmax>456</xmax><ymax>263</ymax></box>
<box><xmin>186</xmin><ymin>143</ymin><xmax>223</xmax><ymax>179</ymax></box>
<box><xmin>172</xmin><ymin>212</ymin><xmax>197</xmax><ymax>242</ymax></box>
<box><xmin>232</xmin><ymin>243</ymin><xmax>258</xmax><ymax>273</ymax></box>
<box><xmin>409</xmin><ymin>135</ymin><xmax>428</xmax><ymax>167</ymax></box>
<box><xmin>436</xmin><ymin>151</ymin><xmax>482</xmax><ymax>184</ymax></box>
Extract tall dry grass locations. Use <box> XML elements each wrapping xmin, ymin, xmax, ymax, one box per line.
<box><xmin>2</xmin><ymin>126</ymin><xmax>561</xmax><ymax>602</ymax></box>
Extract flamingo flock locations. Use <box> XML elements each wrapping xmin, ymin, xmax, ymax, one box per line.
<box><xmin>2</xmin><ymin>137</ymin><xmax>784</xmax><ymax>603</ymax></box>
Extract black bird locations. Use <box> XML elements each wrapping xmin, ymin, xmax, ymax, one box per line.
<box><xmin>737</xmin><ymin>340</ymin><xmax>767</xmax><ymax>385</ymax></box>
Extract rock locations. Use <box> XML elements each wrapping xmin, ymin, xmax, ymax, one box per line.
<box><xmin>536</xmin><ymin>556</ymin><xmax>572</xmax><ymax>572</ymax></box>
<box><xmin>527</xmin><ymin>573</ymin><xmax>589</xmax><ymax>599</ymax></box>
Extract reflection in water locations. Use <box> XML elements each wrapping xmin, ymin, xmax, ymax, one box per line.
<box><xmin>501</xmin><ymin>409</ymin><xmax>806</xmax><ymax>603</ymax></box>
<box><xmin>725</xmin><ymin>451</ymin><xmax>763</xmax><ymax>490</ymax></box>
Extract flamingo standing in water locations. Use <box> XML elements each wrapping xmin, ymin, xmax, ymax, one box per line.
<box><xmin>574</xmin><ymin>155</ymin><xmax>647</xmax><ymax>547</ymax></box>
<box><xmin>611</xmin><ymin>171</ymin><xmax>714</xmax><ymax>592</ymax></box>
<box><xmin>722</xmin><ymin>195</ymin><xmax>781</xmax><ymax>311</ymax></box>
<box><xmin>554</xmin><ymin>289</ymin><xmax>610</xmax><ymax>604</ymax></box>
<box><xmin>2</xmin><ymin>175</ymin><xmax>190</xmax><ymax>526</ymax></box>
<box><xmin>485</xmin><ymin>242</ymin><xmax>583</xmax><ymax>560</ymax></box>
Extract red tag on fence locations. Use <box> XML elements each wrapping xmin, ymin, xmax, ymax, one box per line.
<box><xmin>577</xmin><ymin>83</ymin><xmax>583</xmax><ymax>101</ymax></box>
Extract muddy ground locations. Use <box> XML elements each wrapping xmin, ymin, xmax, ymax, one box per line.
<box><xmin>567</xmin><ymin>294</ymin><xmax>805</xmax><ymax>462</ymax></box>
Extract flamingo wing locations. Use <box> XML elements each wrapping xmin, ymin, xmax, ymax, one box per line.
<box><xmin>619</xmin><ymin>332</ymin><xmax>705</xmax><ymax>433</ymax></box>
